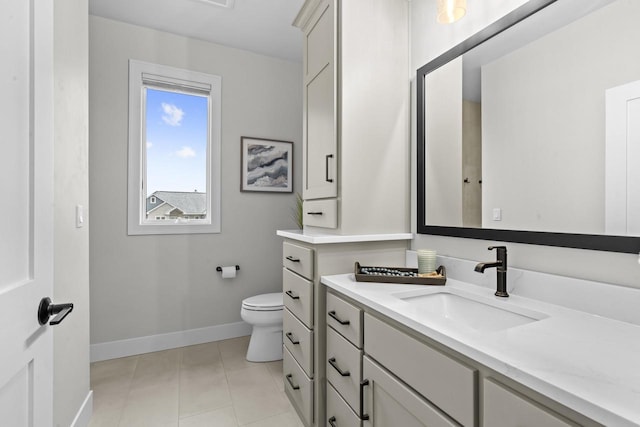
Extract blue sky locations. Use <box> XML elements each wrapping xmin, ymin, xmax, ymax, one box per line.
<box><xmin>145</xmin><ymin>88</ymin><xmax>208</xmax><ymax>197</ymax></box>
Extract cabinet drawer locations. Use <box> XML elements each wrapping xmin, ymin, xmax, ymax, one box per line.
<box><xmin>303</xmin><ymin>199</ymin><xmax>338</xmax><ymax>228</ymax></box>
<box><xmin>284</xmin><ymin>347</ymin><xmax>314</xmax><ymax>427</ymax></box>
<box><xmin>283</xmin><ymin>267</ymin><xmax>313</xmax><ymax>328</ymax></box>
<box><xmin>364</xmin><ymin>314</ymin><xmax>477</xmax><ymax>427</ymax></box>
<box><xmin>362</xmin><ymin>356</ymin><xmax>458</xmax><ymax>427</ymax></box>
<box><xmin>327</xmin><ymin>382</ymin><xmax>361</xmax><ymax>427</ymax></box>
<box><xmin>483</xmin><ymin>378</ymin><xmax>574</xmax><ymax>427</ymax></box>
<box><xmin>283</xmin><ymin>308</ymin><xmax>314</xmax><ymax>378</ymax></box>
<box><xmin>283</xmin><ymin>241</ymin><xmax>314</xmax><ymax>280</ymax></box>
<box><xmin>327</xmin><ymin>326</ymin><xmax>362</xmax><ymax>413</ymax></box>
<box><xmin>327</xmin><ymin>292</ymin><xmax>362</xmax><ymax>348</ymax></box>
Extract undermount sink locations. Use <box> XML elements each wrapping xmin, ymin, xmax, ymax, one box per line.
<box><xmin>395</xmin><ymin>289</ymin><xmax>547</xmax><ymax>332</ymax></box>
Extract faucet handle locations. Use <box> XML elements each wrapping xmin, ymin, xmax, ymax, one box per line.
<box><xmin>488</xmin><ymin>245</ymin><xmax>507</xmax><ymax>252</ymax></box>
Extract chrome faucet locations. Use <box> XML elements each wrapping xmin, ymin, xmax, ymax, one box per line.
<box><xmin>475</xmin><ymin>246</ymin><xmax>508</xmax><ymax>297</ymax></box>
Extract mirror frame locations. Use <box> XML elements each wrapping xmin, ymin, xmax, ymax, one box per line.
<box><xmin>416</xmin><ymin>0</ymin><xmax>640</xmax><ymax>254</ymax></box>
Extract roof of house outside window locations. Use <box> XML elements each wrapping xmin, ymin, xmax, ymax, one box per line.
<box><xmin>146</xmin><ymin>191</ymin><xmax>206</xmax><ymax>215</ymax></box>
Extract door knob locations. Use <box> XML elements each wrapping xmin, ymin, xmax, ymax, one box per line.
<box><xmin>38</xmin><ymin>297</ymin><xmax>74</xmax><ymax>326</ymax></box>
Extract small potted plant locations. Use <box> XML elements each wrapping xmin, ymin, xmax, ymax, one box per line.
<box><xmin>291</xmin><ymin>192</ymin><xmax>303</xmax><ymax>229</ymax></box>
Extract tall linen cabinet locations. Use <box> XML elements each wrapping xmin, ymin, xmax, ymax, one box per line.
<box><xmin>293</xmin><ymin>0</ymin><xmax>410</xmax><ymax>235</ymax></box>
<box><xmin>284</xmin><ymin>0</ymin><xmax>410</xmax><ymax>425</ymax></box>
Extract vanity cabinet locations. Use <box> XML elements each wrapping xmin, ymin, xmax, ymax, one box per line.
<box><xmin>323</xmin><ymin>288</ymin><xmax>598</xmax><ymax>427</ymax></box>
<box><xmin>280</xmin><ymin>235</ymin><xmax>409</xmax><ymax>427</ymax></box>
<box><xmin>323</xmin><ymin>292</ymin><xmax>474</xmax><ymax>426</ymax></box>
<box><xmin>293</xmin><ymin>0</ymin><xmax>409</xmax><ymax>234</ymax></box>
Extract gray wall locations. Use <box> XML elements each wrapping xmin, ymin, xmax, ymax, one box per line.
<box><xmin>411</xmin><ymin>0</ymin><xmax>640</xmax><ymax>288</ymax></box>
<box><xmin>54</xmin><ymin>0</ymin><xmax>91</xmax><ymax>425</ymax></box>
<box><xmin>89</xmin><ymin>16</ymin><xmax>302</xmax><ymax>346</ymax></box>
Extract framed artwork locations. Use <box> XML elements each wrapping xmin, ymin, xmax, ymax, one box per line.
<box><xmin>240</xmin><ymin>137</ymin><xmax>293</xmax><ymax>193</ymax></box>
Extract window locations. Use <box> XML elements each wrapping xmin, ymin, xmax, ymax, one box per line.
<box><xmin>128</xmin><ymin>60</ymin><xmax>221</xmax><ymax>235</ymax></box>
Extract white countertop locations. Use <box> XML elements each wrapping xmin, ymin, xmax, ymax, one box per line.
<box><xmin>277</xmin><ymin>229</ymin><xmax>413</xmax><ymax>244</ymax></box>
<box><xmin>321</xmin><ymin>273</ymin><xmax>640</xmax><ymax>426</ymax></box>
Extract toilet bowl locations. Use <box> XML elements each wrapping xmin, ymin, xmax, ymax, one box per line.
<box><xmin>241</xmin><ymin>292</ymin><xmax>284</xmax><ymax>362</ymax></box>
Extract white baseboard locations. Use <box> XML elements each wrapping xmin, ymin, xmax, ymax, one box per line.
<box><xmin>70</xmin><ymin>390</ymin><xmax>93</xmax><ymax>427</ymax></box>
<box><xmin>90</xmin><ymin>321</ymin><xmax>252</xmax><ymax>362</ymax></box>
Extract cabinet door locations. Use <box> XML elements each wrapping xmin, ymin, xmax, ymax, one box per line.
<box><xmin>362</xmin><ymin>356</ymin><xmax>458</xmax><ymax>427</ymax></box>
<box><xmin>303</xmin><ymin>0</ymin><xmax>337</xmax><ymax>200</ymax></box>
<box><xmin>483</xmin><ymin>378</ymin><xmax>576</xmax><ymax>427</ymax></box>
<box><xmin>364</xmin><ymin>313</ymin><xmax>476</xmax><ymax>426</ymax></box>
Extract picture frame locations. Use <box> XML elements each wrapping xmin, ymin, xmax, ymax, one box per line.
<box><xmin>240</xmin><ymin>136</ymin><xmax>293</xmax><ymax>193</ymax></box>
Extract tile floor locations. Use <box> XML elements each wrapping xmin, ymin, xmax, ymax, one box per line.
<box><xmin>89</xmin><ymin>336</ymin><xmax>304</xmax><ymax>427</ymax></box>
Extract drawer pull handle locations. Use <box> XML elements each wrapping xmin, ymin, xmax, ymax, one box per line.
<box><xmin>306</xmin><ymin>211</ymin><xmax>323</xmax><ymax>215</ymax></box>
<box><xmin>326</xmin><ymin>154</ymin><xmax>334</xmax><ymax>183</ymax></box>
<box><xmin>285</xmin><ymin>255</ymin><xmax>300</xmax><ymax>263</ymax></box>
<box><xmin>328</xmin><ymin>310</ymin><xmax>350</xmax><ymax>325</ymax></box>
<box><xmin>285</xmin><ymin>332</ymin><xmax>300</xmax><ymax>345</ymax></box>
<box><xmin>285</xmin><ymin>373</ymin><xmax>300</xmax><ymax>390</ymax></box>
<box><xmin>285</xmin><ymin>290</ymin><xmax>300</xmax><ymax>300</ymax></box>
<box><xmin>360</xmin><ymin>379</ymin><xmax>370</xmax><ymax>421</ymax></box>
<box><xmin>328</xmin><ymin>416</ymin><xmax>338</xmax><ymax>427</ymax></box>
<box><xmin>328</xmin><ymin>357</ymin><xmax>350</xmax><ymax>377</ymax></box>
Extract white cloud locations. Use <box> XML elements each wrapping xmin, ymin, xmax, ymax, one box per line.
<box><xmin>161</xmin><ymin>103</ymin><xmax>185</xmax><ymax>126</ymax></box>
<box><xmin>176</xmin><ymin>146</ymin><xmax>196</xmax><ymax>158</ymax></box>
<box><xmin>146</xmin><ymin>141</ymin><xmax>153</xmax><ymax>149</ymax></box>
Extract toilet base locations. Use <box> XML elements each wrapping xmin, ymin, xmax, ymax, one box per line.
<box><xmin>246</xmin><ymin>325</ymin><xmax>283</xmax><ymax>362</ymax></box>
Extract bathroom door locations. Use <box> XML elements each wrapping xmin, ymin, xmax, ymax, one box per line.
<box><xmin>0</xmin><ymin>0</ymin><xmax>55</xmax><ymax>424</ymax></box>
<box><xmin>605</xmin><ymin>80</ymin><xmax>640</xmax><ymax>236</ymax></box>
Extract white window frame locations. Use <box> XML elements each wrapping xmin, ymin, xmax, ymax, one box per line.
<box><xmin>127</xmin><ymin>60</ymin><xmax>221</xmax><ymax>235</ymax></box>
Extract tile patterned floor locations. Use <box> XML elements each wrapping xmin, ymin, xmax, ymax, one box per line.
<box><xmin>89</xmin><ymin>336</ymin><xmax>304</xmax><ymax>427</ymax></box>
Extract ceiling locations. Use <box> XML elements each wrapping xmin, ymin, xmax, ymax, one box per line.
<box><xmin>89</xmin><ymin>0</ymin><xmax>305</xmax><ymax>62</ymax></box>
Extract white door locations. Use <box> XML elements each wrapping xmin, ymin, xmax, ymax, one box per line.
<box><xmin>0</xmin><ymin>0</ymin><xmax>55</xmax><ymax>425</ymax></box>
<box><xmin>605</xmin><ymin>80</ymin><xmax>640</xmax><ymax>236</ymax></box>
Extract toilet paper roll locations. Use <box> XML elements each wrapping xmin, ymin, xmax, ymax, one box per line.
<box><xmin>221</xmin><ymin>266</ymin><xmax>237</xmax><ymax>279</ymax></box>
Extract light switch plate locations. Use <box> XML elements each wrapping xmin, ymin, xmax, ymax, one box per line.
<box><xmin>492</xmin><ymin>208</ymin><xmax>502</xmax><ymax>221</ymax></box>
<box><xmin>76</xmin><ymin>205</ymin><xmax>84</xmax><ymax>228</ymax></box>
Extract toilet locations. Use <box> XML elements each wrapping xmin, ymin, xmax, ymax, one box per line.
<box><xmin>241</xmin><ymin>292</ymin><xmax>284</xmax><ymax>362</ymax></box>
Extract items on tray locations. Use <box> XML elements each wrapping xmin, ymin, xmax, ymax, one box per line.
<box><xmin>354</xmin><ymin>262</ymin><xmax>446</xmax><ymax>285</ymax></box>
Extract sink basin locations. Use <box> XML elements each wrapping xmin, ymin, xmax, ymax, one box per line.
<box><xmin>396</xmin><ymin>290</ymin><xmax>546</xmax><ymax>332</ymax></box>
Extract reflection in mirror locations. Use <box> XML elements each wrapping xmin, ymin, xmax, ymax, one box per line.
<box><xmin>417</xmin><ymin>0</ymin><xmax>640</xmax><ymax>253</ymax></box>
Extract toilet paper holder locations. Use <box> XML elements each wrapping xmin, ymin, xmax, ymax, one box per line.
<box><xmin>216</xmin><ymin>265</ymin><xmax>240</xmax><ymax>272</ymax></box>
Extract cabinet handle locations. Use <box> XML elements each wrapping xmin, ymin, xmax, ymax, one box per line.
<box><xmin>285</xmin><ymin>332</ymin><xmax>300</xmax><ymax>345</ymax></box>
<box><xmin>285</xmin><ymin>374</ymin><xmax>300</xmax><ymax>390</ymax></box>
<box><xmin>328</xmin><ymin>357</ymin><xmax>350</xmax><ymax>377</ymax></box>
<box><xmin>306</xmin><ymin>211</ymin><xmax>323</xmax><ymax>216</ymax></box>
<box><xmin>360</xmin><ymin>379</ymin><xmax>370</xmax><ymax>420</ymax></box>
<box><xmin>285</xmin><ymin>255</ymin><xmax>300</xmax><ymax>263</ymax></box>
<box><xmin>285</xmin><ymin>290</ymin><xmax>300</xmax><ymax>300</ymax></box>
<box><xmin>325</xmin><ymin>154</ymin><xmax>334</xmax><ymax>183</ymax></box>
<box><xmin>328</xmin><ymin>416</ymin><xmax>338</xmax><ymax>427</ymax></box>
<box><xmin>328</xmin><ymin>310</ymin><xmax>350</xmax><ymax>325</ymax></box>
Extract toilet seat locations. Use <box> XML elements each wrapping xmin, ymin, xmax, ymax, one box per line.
<box><xmin>242</xmin><ymin>292</ymin><xmax>283</xmax><ymax>311</ymax></box>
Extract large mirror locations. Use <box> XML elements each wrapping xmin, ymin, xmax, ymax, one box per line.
<box><xmin>417</xmin><ymin>0</ymin><xmax>640</xmax><ymax>253</ymax></box>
